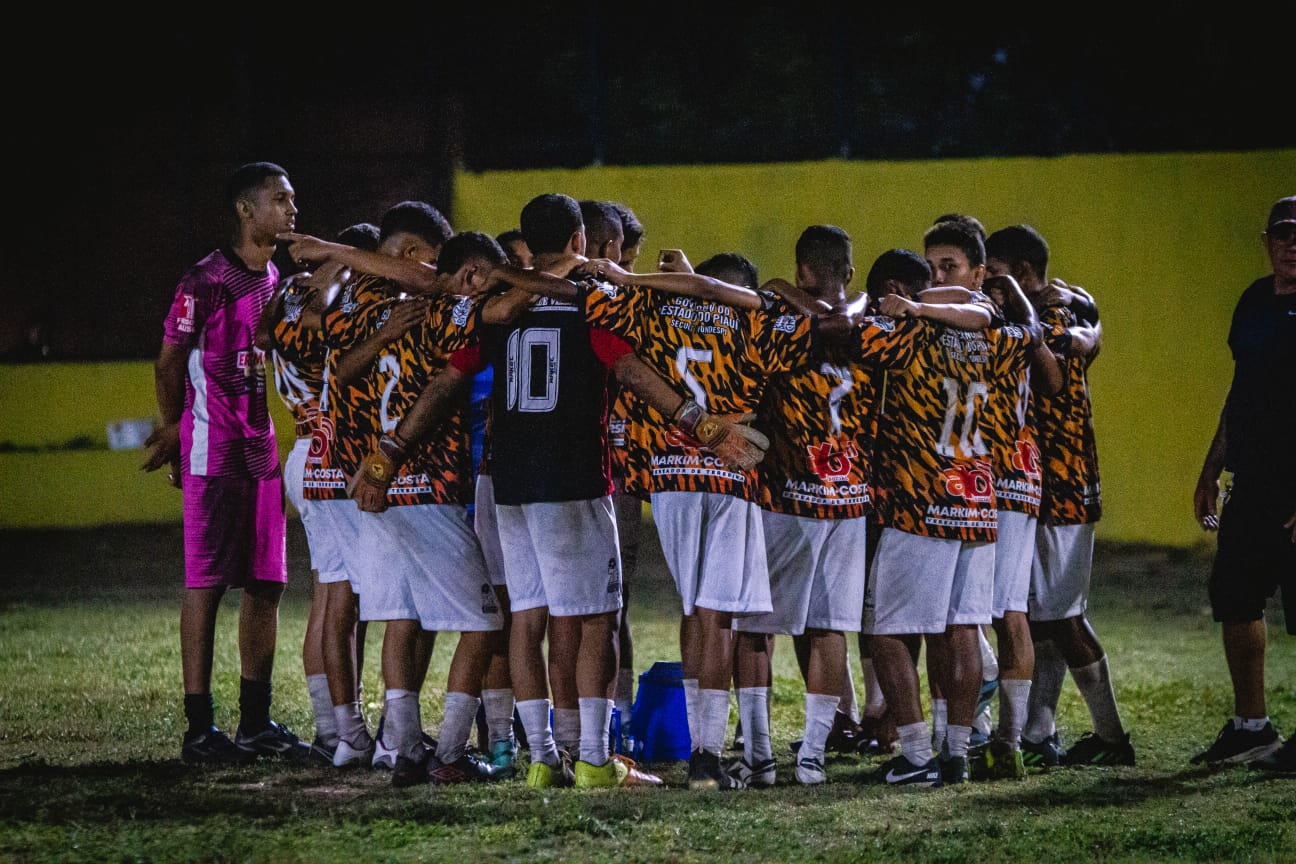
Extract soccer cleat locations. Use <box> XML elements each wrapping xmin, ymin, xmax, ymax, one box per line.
<box><xmin>574</xmin><ymin>754</ymin><xmax>664</xmax><ymax>787</ymax></box>
<box><xmin>688</xmin><ymin>749</ymin><xmax>747</xmax><ymax>791</ymax></box>
<box><xmin>1021</xmin><ymin>732</ymin><xmax>1066</xmax><ymax>768</ymax></box>
<box><xmin>391</xmin><ymin>751</ymin><xmax>432</xmax><ymax>788</ymax></box>
<box><xmin>525</xmin><ymin>750</ymin><xmax>575</xmax><ymax>789</ymax></box>
<box><xmin>371</xmin><ymin>734</ymin><xmax>398</xmax><ymax>771</ymax></box>
<box><xmin>489</xmin><ymin>738</ymin><xmax>519</xmax><ymax>779</ymax></box>
<box><xmin>1190</xmin><ymin>719</ymin><xmax>1282</xmax><ymax>766</ymax></box>
<box><xmin>977</xmin><ymin>737</ymin><xmax>1025</xmax><ymax>780</ymax></box>
<box><xmin>1061</xmin><ymin>731</ymin><xmax>1136</xmax><ymax>767</ymax></box>
<box><xmin>181</xmin><ymin>726</ymin><xmax>250</xmax><ymax>765</ymax></box>
<box><xmin>726</xmin><ymin>755</ymin><xmax>777</xmax><ymax>788</ymax></box>
<box><xmin>234</xmin><ymin>720</ymin><xmax>310</xmax><ymax>762</ymax></box>
<box><xmin>879</xmin><ymin>753</ymin><xmax>942</xmax><ymax>788</ymax></box>
<box><xmin>795</xmin><ymin>756</ymin><xmax>827</xmax><ymax>785</ymax></box>
<box><xmin>333</xmin><ymin>731</ymin><xmax>376</xmax><ymax>769</ymax></box>
<box><xmin>791</xmin><ymin>711</ymin><xmax>864</xmax><ymax>757</ymax></box>
<box><xmin>308</xmin><ymin>735</ymin><xmax>337</xmax><ymax>766</ymax></box>
<box><xmin>428</xmin><ymin>751</ymin><xmax>500</xmax><ymax>785</ymax></box>
<box><xmin>939</xmin><ymin>754</ymin><xmax>969</xmax><ymax>785</ymax></box>
<box><xmin>1249</xmin><ymin>735</ymin><xmax>1296</xmax><ymax>774</ymax></box>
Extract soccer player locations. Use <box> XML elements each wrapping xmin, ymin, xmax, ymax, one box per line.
<box><xmin>583</xmin><ymin>238</ymin><xmax>815</xmax><ymax>791</ymax></box>
<box><xmin>984</xmin><ymin>224</ymin><xmax>1133</xmax><ymax>768</ymax></box>
<box><xmin>741</xmin><ymin>227</ymin><xmax>929</xmax><ymax>785</ymax></box>
<box><xmin>260</xmin><ymin>221</ymin><xmax>379</xmax><ymax>764</ymax></box>
<box><xmin>865</xmin><ymin>219</ymin><xmax>1032</xmax><ymax>788</ymax></box>
<box><xmin>1190</xmin><ymin>196</ymin><xmax>1296</xmax><ymax>772</ymax></box>
<box><xmin>143</xmin><ymin>161</ymin><xmax>308</xmax><ymax>764</ymax></box>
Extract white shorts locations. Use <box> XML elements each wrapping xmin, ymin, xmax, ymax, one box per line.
<box><xmin>736</xmin><ymin>512</ymin><xmax>868</xmax><ymax>635</ymax></box>
<box><xmin>354</xmin><ymin>503</ymin><xmax>502</xmax><ymax>632</ymax></box>
<box><xmin>650</xmin><ymin>491</ymin><xmax>771</xmax><ymax>617</ymax></box>
<box><xmin>473</xmin><ymin>474</ymin><xmax>507</xmax><ymax>588</ymax></box>
<box><xmin>496</xmin><ymin>496</ymin><xmax>622</xmax><ymax>617</ymax></box>
<box><xmin>1029</xmin><ymin>521</ymin><xmax>1095</xmax><ymax>621</ymax></box>
<box><xmin>864</xmin><ymin>528</ymin><xmax>994</xmax><ymax>635</ymax></box>
<box><xmin>302</xmin><ymin>497</ymin><xmax>363</xmax><ymax>587</ymax></box>
<box><xmin>992</xmin><ymin>510</ymin><xmax>1037</xmax><ymax>617</ymax></box>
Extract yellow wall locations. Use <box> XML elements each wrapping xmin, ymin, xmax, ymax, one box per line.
<box><xmin>456</xmin><ymin>149</ymin><xmax>1295</xmax><ymax>546</ymax></box>
<box><xmin>3</xmin><ymin>149</ymin><xmax>1291</xmax><ymax>544</ymax></box>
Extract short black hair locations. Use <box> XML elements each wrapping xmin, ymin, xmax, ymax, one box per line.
<box><xmin>335</xmin><ymin>222</ymin><xmax>380</xmax><ymax>251</ymax></box>
<box><xmin>696</xmin><ymin>252</ymin><xmax>759</xmax><ymax>290</ymax></box>
<box><xmin>496</xmin><ymin>228</ymin><xmax>526</xmax><ymax>247</ymax></box>
<box><xmin>611</xmin><ymin>202</ymin><xmax>645</xmax><ymax>248</ymax></box>
<box><xmin>795</xmin><ymin>225</ymin><xmax>852</xmax><ymax>283</ymax></box>
<box><xmin>984</xmin><ymin>224</ymin><xmax>1049</xmax><ymax>280</ymax></box>
<box><xmin>520</xmin><ymin>193</ymin><xmax>583</xmax><ymax>255</ymax></box>
<box><xmin>436</xmin><ymin>231</ymin><xmax>506</xmax><ymax>276</ymax></box>
<box><xmin>923</xmin><ymin>219</ymin><xmax>986</xmax><ymax>267</ymax></box>
<box><xmin>580</xmin><ymin>200</ymin><xmax>625</xmax><ymax>253</ymax></box>
<box><xmin>379</xmin><ymin>201</ymin><xmax>453</xmax><ymax>247</ymax></box>
<box><xmin>932</xmin><ymin>212</ymin><xmax>987</xmax><ymax>242</ymax></box>
<box><xmin>225</xmin><ymin>161</ymin><xmax>288</xmax><ymax>213</ymax></box>
<box><xmin>866</xmin><ymin>248</ymin><xmax>931</xmax><ymax>300</ymax></box>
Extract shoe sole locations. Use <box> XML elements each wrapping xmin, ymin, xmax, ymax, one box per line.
<box><xmin>1197</xmin><ymin>741</ymin><xmax>1282</xmax><ymax>766</ymax></box>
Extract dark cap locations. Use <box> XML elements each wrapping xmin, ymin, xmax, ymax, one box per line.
<box><xmin>1266</xmin><ymin>196</ymin><xmax>1296</xmax><ymax>231</ymax></box>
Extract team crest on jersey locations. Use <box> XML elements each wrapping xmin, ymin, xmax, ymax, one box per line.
<box><xmin>773</xmin><ymin>314</ymin><xmax>798</xmax><ymax>333</ymax></box>
<box><xmin>598</xmin><ymin>282</ymin><xmax>620</xmax><ymax>299</ymax></box>
<box><xmin>452</xmin><ymin>297</ymin><xmax>473</xmax><ymax>327</ymax></box>
<box><xmin>806</xmin><ymin>441</ymin><xmax>857</xmax><ymax>483</ymax></box>
<box><xmin>339</xmin><ymin>286</ymin><xmax>358</xmax><ymax>314</ymax></box>
<box><xmin>283</xmin><ymin>288</ymin><xmax>308</xmax><ymax>323</ymax></box>
<box><xmin>942</xmin><ymin>461</ymin><xmax>995</xmax><ymax>504</ymax></box>
<box><xmin>869</xmin><ymin>316</ymin><xmax>897</xmax><ymax>332</ymax></box>
<box><xmin>1011</xmin><ymin>439</ymin><xmax>1042</xmax><ymax>477</ymax></box>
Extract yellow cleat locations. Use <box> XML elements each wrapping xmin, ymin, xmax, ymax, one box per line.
<box><xmin>525</xmin><ymin>751</ymin><xmax>574</xmax><ymax>789</ymax></box>
<box><xmin>574</xmin><ymin>754</ymin><xmax>664</xmax><ymax>787</ymax></box>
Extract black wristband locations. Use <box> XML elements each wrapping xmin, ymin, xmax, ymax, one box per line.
<box><xmin>1072</xmin><ymin>297</ymin><xmax>1100</xmax><ymax>326</ymax></box>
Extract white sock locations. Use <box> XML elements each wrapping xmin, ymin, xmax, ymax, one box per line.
<box><xmin>998</xmin><ymin>679</ymin><xmax>1031</xmax><ymax>748</ymax></box>
<box><xmin>931</xmin><ymin>698</ymin><xmax>948</xmax><ymax>754</ymax></box>
<box><xmin>615</xmin><ymin>668</ymin><xmax>635</xmax><ymax>720</ymax></box>
<box><xmin>1239</xmin><ymin>715</ymin><xmax>1271</xmax><ymax>732</ymax></box>
<box><xmin>307</xmin><ymin>674</ymin><xmax>338</xmax><ymax>746</ymax></box>
<box><xmin>1070</xmin><ymin>655</ymin><xmax>1125</xmax><ymax>742</ymax></box>
<box><xmin>481</xmin><ymin>688</ymin><xmax>515</xmax><ymax>746</ymax></box>
<box><xmin>579</xmin><ymin>697</ymin><xmax>613</xmax><ymax>766</ymax></box>
<box><xmin>979</xmin><ymin>627</ymin><xmax>999</xmax><ymax>681</ymax></box>
<box><xmin>384</xmin><ymin>689</ymin><xmax>422</xmax><ymax>759</ymax></box>
<box><xmin>553</xmin><ymin>707</ymin><xmax>580</xmax><ymax>756</ymax></box>
<box><xmin>683</xmin><ymin>678</ymin><xmax>701</xmax><ymax>748</ymax></box>
<box><xmin>698</xmin><ymin>688</ymin><xmax>731</xmax><ymax>755</ymax></box>
<box><xmin>333</xmin><ymin>702</ymin><xmax>369</xmax><ymax>746</ymax></box>
<box><xmin>517</xmin><ymin>698</ymin><xmax>559</xmax><ymax>766</ymax></box>
<box><xmin>946</xmin><ymin>724</ymin><xmax>971</xmax><ymax>759</ymax></box>
<box><xmin>862</xmin><ymin>658</ymin><xmax>886</xmax><ymax>717</ymax></box>
<box><xmin>801</xmin><ymin>693</ymin><xmax>841</xmax><ymax>764</ymax></box>
<box><xmin>1024</xmin><ymin>639</ymin><xmax>1067</xmax><ymax>743</ymax></box>
<box><xmin>840</xmin><ymin>660</ymin><xmax>861</xmax><ymax>724</ymax></box>
<box><xmin>433</xmin><ymin>692</ymin><xmax>479</xmax><ymax>764</ymax></box>
<box><xmin>738</xmin><ymin>686</ymin><xmax>772</xmax><ymax>764</ymax></box>
<box><xmin>898</xmin><ymin>721</ymin><xmax>933</xmax><ymax>765</ymax></box>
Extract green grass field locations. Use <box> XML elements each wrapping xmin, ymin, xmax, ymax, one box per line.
<box><xmin>1</xmin><ymin>521</ymin><xmax>1293</xmax><ymax>863</ymax></box>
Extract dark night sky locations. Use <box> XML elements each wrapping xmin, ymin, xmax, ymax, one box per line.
<box><xmin>3</xmin><ymin>13</ymin><xmax>1287</xmax><ymax>360</ymax></box>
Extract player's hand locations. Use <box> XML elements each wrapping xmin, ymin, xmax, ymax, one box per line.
<box><xmin>347</xmin><ymin>433</ymin><xmax>408</xmax><ymax>513</ymax></box>
<box><xmin>141</xmin><ymin>423</ymin><xmax>181</xmax><ymax>487</ymax></box>
<box><xmin>699</xmin><ymin>412</ymin><xmax>770</xmax><ymax>472</ymax></box>
<box><xmin>581</xmin><ymin>258</ymin><xmax>629</xmax><ymax>285</ymax></box>
<box><xmin>1194</xmin><ymin>475</ymin><xmax>1220</xmax><ymax>531</ymax></box>
<box><xmin>379</xmin><ymin>297</ymin><xmax>430</xmax><ymax>339</ymax></box>
<box><xmin>879</xmin><ymin>293</ymin><xmax>920</xmax><ymax>318</ymax></box>
<box><xmin>276</xmin><ymin>232</ymin><xmax>336</xmax><ymax>268</ymax></box>
<box><xmin>657</xmin><ymin>249</ymin><xmax>693</xmax><ymax>274</ymax></box>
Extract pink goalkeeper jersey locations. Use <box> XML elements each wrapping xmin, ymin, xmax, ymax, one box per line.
<box><xmin>163</xmin><ymin>247</ymin><xmax>279</xmax><ymax>478</ymax></box>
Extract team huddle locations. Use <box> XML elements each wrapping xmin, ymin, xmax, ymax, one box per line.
<box><xmin>148</xmin><ymin>162</ymin><xmax>1134</xmax><ymax>793</ymax></box>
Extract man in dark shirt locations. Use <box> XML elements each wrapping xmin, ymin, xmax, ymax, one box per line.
<box><xmin>1191</xmin><ymin>195</ymin><xmax>1296</xmax><ymax>773</ymax></box>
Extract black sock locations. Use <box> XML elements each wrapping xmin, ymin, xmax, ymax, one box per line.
<box><xmin>184</xmin><ymin>693</ymin><xmax>215</xmax><ymax>735</ymax></box>
<box><xmin>239</xmin><ymin>678</ymin><xmax>272</xmax><ymax>734</ymax></box>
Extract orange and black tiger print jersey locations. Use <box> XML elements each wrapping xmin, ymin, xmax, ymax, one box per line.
<box><xmin>587</xmin><ymin>284</ymin><xmax>814</xmax><ymax>501</ymax></box>
<box><xmin>269</xmin><ymin>281</ymin><xmax>327</xmax><ymax>441</ymax></box>
<box><xmin>303</xmin><ymin>274</ymin><xmax>399</xmax><ymax>501</ymax></box>
<box><xmin>978</xmin><ymin>325</ymin><xmax>1041</xmax><ymax>517</ymax></box>
<box><xmin>1033</xmin><ymin>305</ymin><xmax>1101</xmax><ymax>525</ymax></box>
<box><xmin>872</xmin><ymin>321</ymin><xmax>1033</xmax><ymax>541</ymax></box>
<box><xmin>758</xmin><ymin>316</ymin><xmax>928</xmax><ymax>519</ymax></box>
<box><xmin>362</xmin><ymin>292</ymin><xmax>479</xmax><ymax>508</ymax></box>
